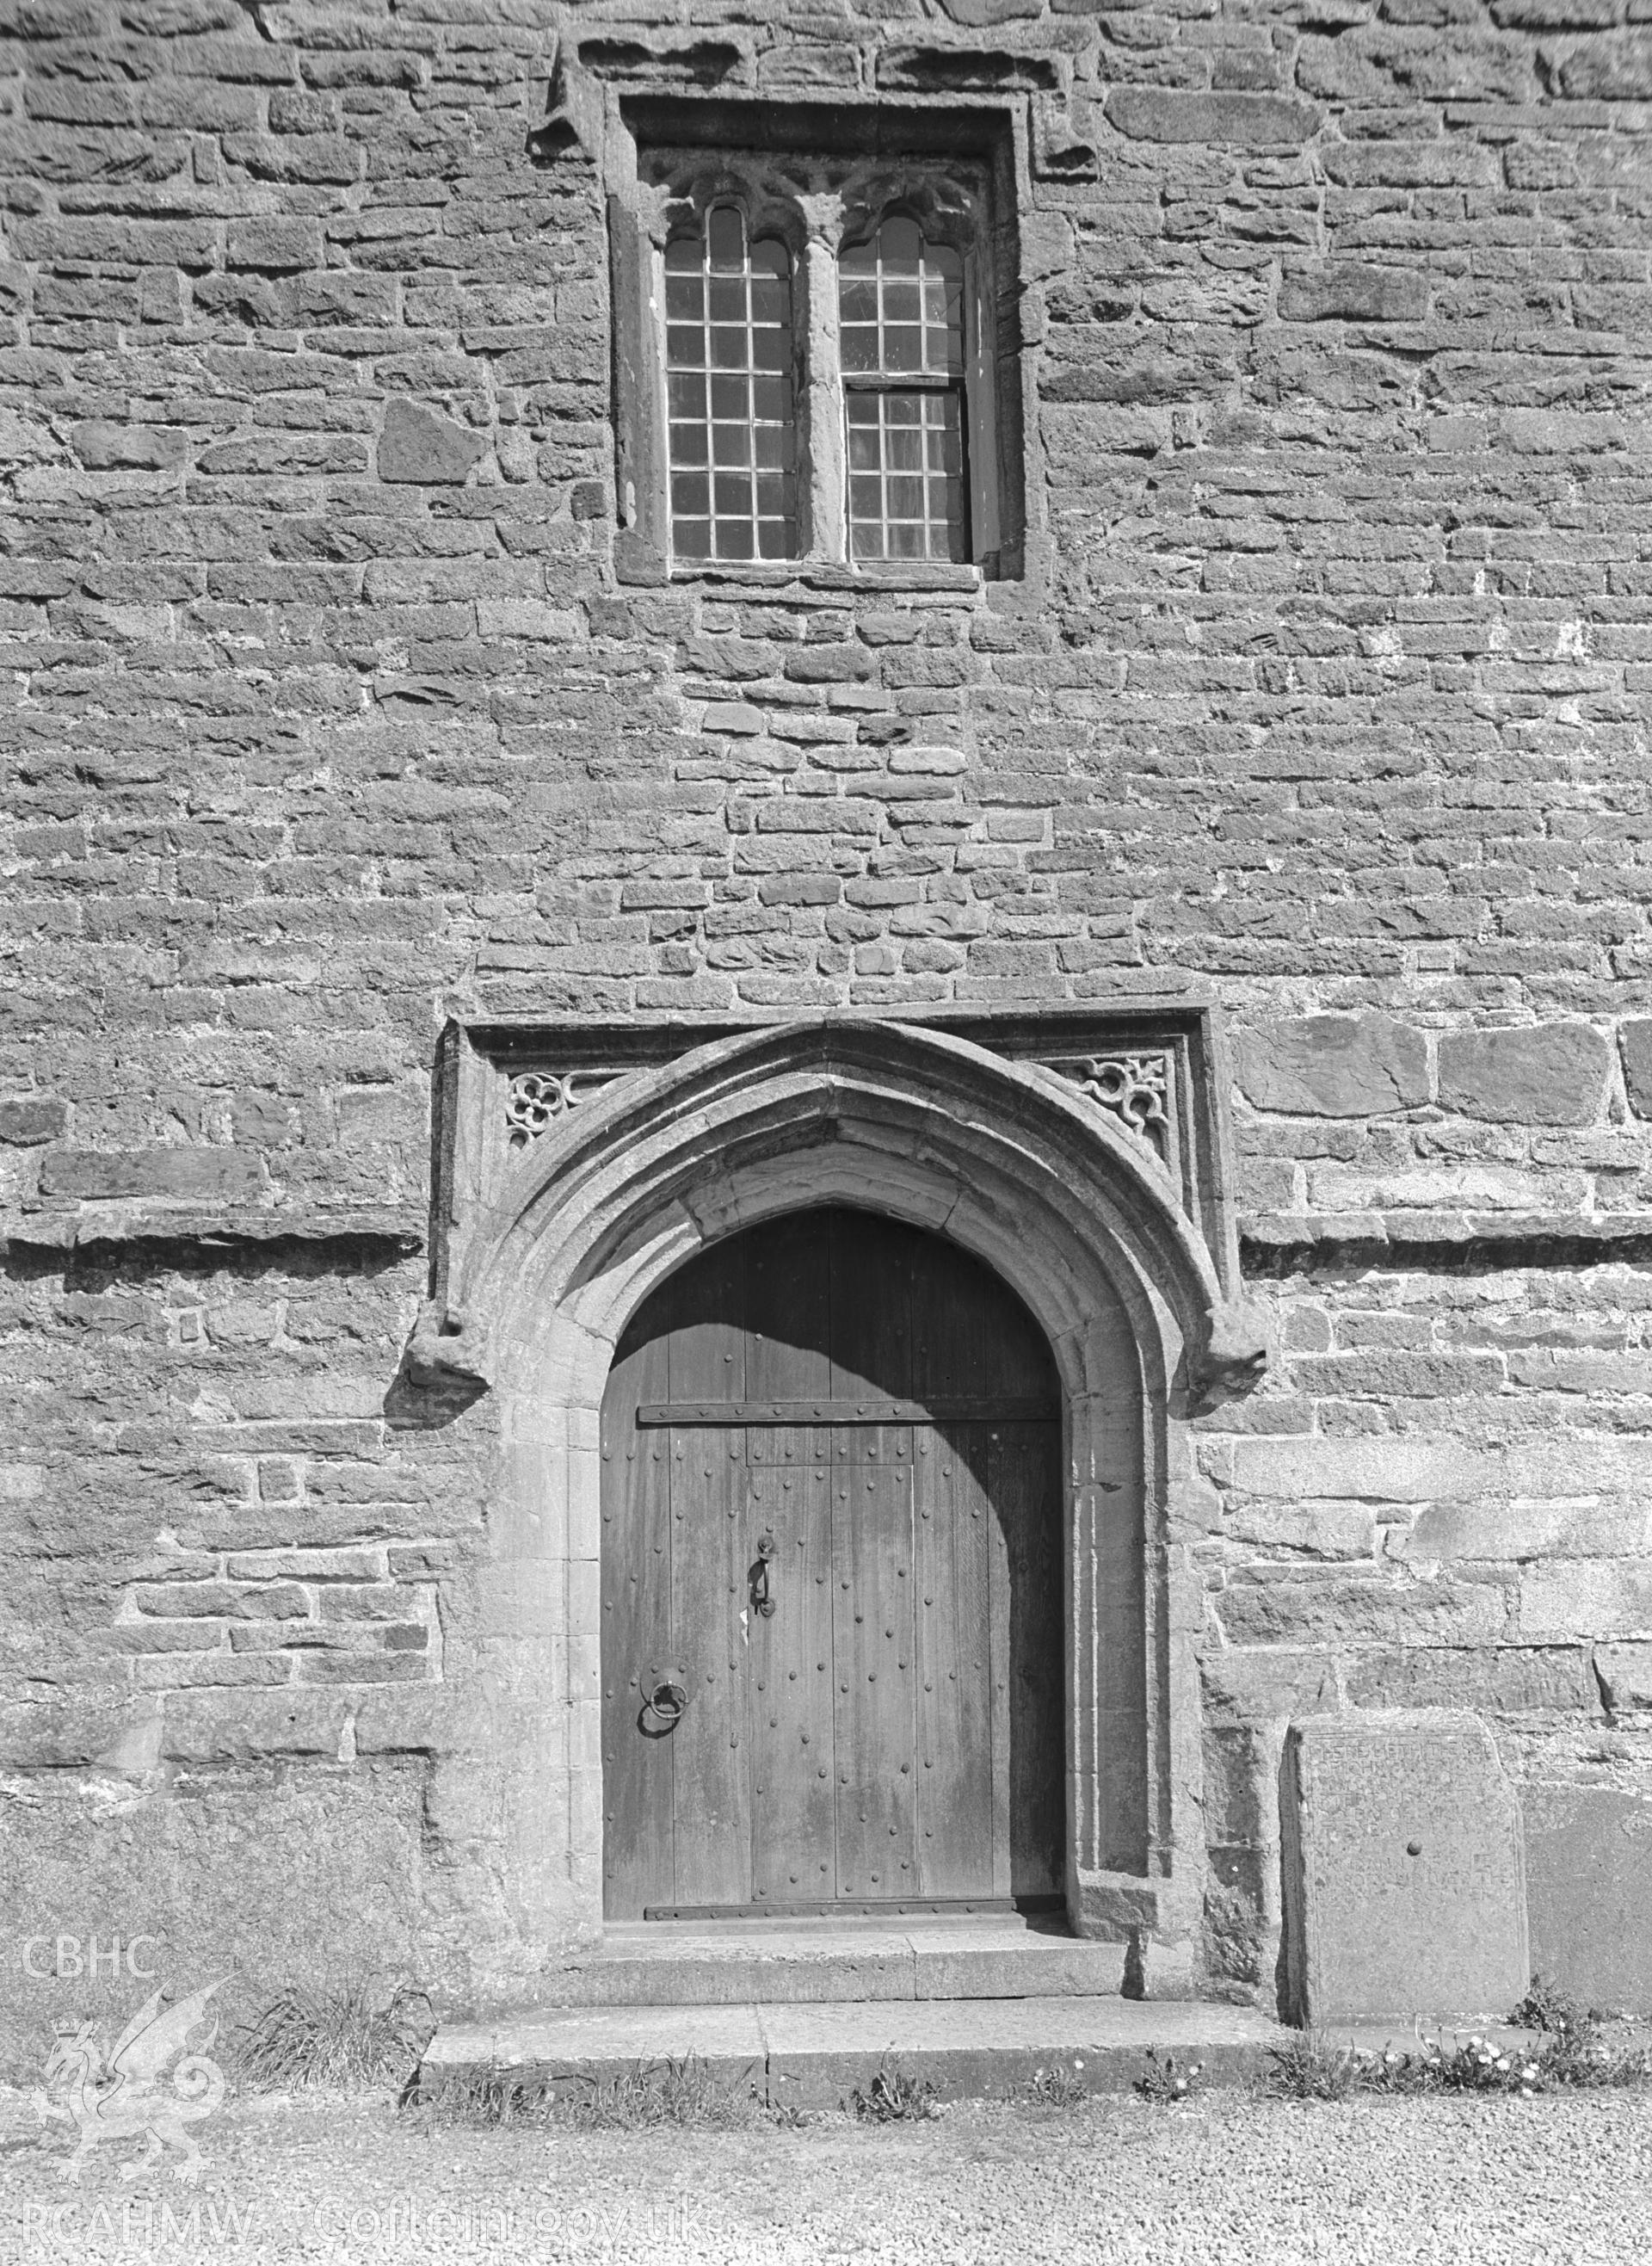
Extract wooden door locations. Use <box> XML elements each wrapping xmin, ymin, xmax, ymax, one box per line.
<box><xmin>599</xmin><ymin>1207</ymin><xmax>1063</xmax><ymax>1919</ymax></box>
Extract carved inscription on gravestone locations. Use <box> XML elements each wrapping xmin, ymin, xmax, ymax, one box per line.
<box><xmin>1280</xmin><ymin>1711</ymin><xmax>1528</xmax><ymax>2024</ymax></box>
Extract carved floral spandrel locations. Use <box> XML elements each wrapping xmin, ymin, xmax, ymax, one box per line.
<box><xmin>1040</xmin><ymin>1053</ymin><xmax>1173</xmax><ymax>1165</ymax></box>
<box><xmin>504</xmin><ymin>1070</ymin><xmax>626</xmax><ymax>1148</ymax></box>
<box><xmin>505</xmin><ymin>1052</ymin><xmax>1179</xmax><ymax>1169</ymax></box>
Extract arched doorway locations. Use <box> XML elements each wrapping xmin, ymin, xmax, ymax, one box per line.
<box><xmin>599</xmin><ymin>1206</ymin><xmax>1065</xmax><ymax>1920</ymax></box>
<box><xmin>416</xmin><ymin>1016</ymin><xmax>1259</xmax><ymax>1973</ymax></box>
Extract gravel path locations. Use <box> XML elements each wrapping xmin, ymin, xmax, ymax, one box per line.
<box><xmin>3</xmin><ymin>2085</ymin><xmax>1651</xmax><ymax>2264</ymax></box>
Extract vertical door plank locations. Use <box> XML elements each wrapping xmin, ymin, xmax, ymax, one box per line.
<box><xmin>667</xmin><ymin>1229</ymin><xmax>748</xmax><ymax>1407</ymax></box>
<box><xmin>749</xmin><ymin>1455</ymin><xmax>837</xmax><ymax>1905</ymax></box>
<box><xmin>909</xmin><ymin>1232</ymin><xmax>990</xmax><ymax>1405</ymax></box>
<box><xmin>989</xmin><ymin>1269</ymin><xmax>1060</xmax><ymax>1401</ymax></box>
<box><xmin>830</xmin><ymin>1209</ymin><xmax>912</xmax><ymax>1398</ymax></box>
<box><xmin>746</xmin><ymin>1208</ymin><xmax>832</xmax><ymax>1408</ymax></box>
<box><xmin>995</xmin><ymin>1420</ymin><xmax>1065</xmax><ymax>1897</ymax></box>
<box><xmin>747</xmin><ymin>1208</ymin><xmax>835</xmax><ymax>1481</ymax></box>
<box><xmin>747</xmin><ymin>1213</ymin><xmax>837</xmax><ymax>1900</ymax></box>
<box><xmin>983</xmin><ymin>1422</ymin><xmax>1015</xmax><ymax>1899</ymax></box>
<box><xmin>664</xmin><ymin>1237</ymin><xmax>751</xmax><ymax>1908</ymax></box>
<box><xmin>600</xmin><ymin>1288</ymin><xmax>676</xmax><ymax>1918</ymax></box>
<box><xmin>668</xmin><ymin>1423</ymin><xmax>752</xmax><ymax>1906</ymax></box>
<box><xmin>910</xmin><ymin>1235</ymin><xmax>997</xmax><ymax>1896</ymax></box>
<box><xmin>913</xmin><ymin>1423</ymin><xmax>995</xmax><ymax>1898</ymax></box>
<box><xmin>833</xmin><ymin>1433</ymin><xmax>916</xmax><ymax>1899</ymax></box>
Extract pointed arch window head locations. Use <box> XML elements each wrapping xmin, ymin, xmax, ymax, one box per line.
<box><xmin>664</xmin><ymin>207</ymin><xmax>799</xmax><ymax>563</ymax></box>
<box><xmin>840</xmin><ymin>215</ymin><xmax>966</xmax><ymax>565</ymax></box>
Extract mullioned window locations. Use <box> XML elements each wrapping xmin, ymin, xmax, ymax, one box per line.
<box><xmin>607</xmin><ymin>118</ymin><xmax>1022</xmax><ymax>585</ymax></box>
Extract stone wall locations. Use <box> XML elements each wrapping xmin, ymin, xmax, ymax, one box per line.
<box><xmin>2</xmin><ymin>0</ymin><xmax>1651</xmax><ymax>2050</ymax></box>
<box><xmin>1199</xmin><ymin>1249</ymin><xmax>1652</xmax><ymax>1991</ymax></box>
<box><xmin>1199</xmin><ymin>1011</ymin><xmax>1652</xmax><ymax>1995</ymax></box>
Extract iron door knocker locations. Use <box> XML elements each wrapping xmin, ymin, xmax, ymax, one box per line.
<box><xmin>641</xmin><ymin>1679</ymin><xmax>687</xmax><ymax>1731</ymax></box>
<box><xmin>751</xmin><ymin>1530</ymin><xmax>778</xmax><ymax>1618</ymax></box>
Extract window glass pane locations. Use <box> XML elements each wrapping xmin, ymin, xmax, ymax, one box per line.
<box><xmin>707</xmin><ymin>206</ymin><xmax>744</xmax><ymax>270</ymax></box>
<box><xmin>708</xmin><ymin>275</ymin><xmax>745</xmax><ymax>323</ymax></box>
<box><xmin>837</xmin><ymin>215</ymin><xmax>964</xmax><ymax>379</ymax></box>
<box><xmin>664</xmin><ymin>206</ymin><xmax>799</xmax><ymax>565</ymax></box>
<box><xmin>757</xmin><ymin>472</ymin><xmax>796</xmax><ymax>523</ymax></box>
<box><xmin>668</xmin><ymin>371</ymin><xmax>706</xmax><ymax>420</ymax></box>
<box><xmin>665</xmin><ymin>274</ymin><xmax>703</xmax><ymax>321</ymax></box>
<box><xmin>753</xmin><ymin>376</ymin><xmax>791</xmax><ymax>423</ymax></box>
<box><xmin>749</xmin><ymin>275</ymin><xmax>788</xmax><ymax>326</ymax></box>
<box><xmin>842</xmin><ymin>387</ymin><xmax>967</xmax><ymax>564</ymax></box>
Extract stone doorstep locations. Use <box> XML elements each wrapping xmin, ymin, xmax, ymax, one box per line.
<box><xmin>422</xmin><ymin>1998</ymin><xmax>1283</xmax><ymax>2109</ymax></box>
<box><xmin>539</xmin><ymin>1916</ymin><xmax>1131</xmax><ymax>2008</ymax></box>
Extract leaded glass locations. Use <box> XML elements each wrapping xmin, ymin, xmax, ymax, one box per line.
<box><xmin>839</xmin><ymin>214</ymin><xmax>967</xmax><ymax>563</ymax></box>
<box><xmin>846</xmin><ymin>391</ymin><xmax>965</xmax><ymax>563</ymax></box>
<box><xmin>664</xmin><ymin>207</ymin><xmax>798</xmax><ymax>563</ymax></box>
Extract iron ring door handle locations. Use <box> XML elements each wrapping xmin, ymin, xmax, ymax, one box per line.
<box><xmin>642</xmin><ymin>1680</ymin><xmax>687</xmax><ymax>1729</ymax></box>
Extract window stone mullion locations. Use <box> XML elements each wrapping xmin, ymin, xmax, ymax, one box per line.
<box><xmin>799</xmin><ymin>190</ymin><xmax>846</xmax><ymax>565</ymax></box>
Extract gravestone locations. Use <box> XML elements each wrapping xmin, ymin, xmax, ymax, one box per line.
<box><xmin>1280</xmin><ymin>1711</ymin><xmax>1528</xmax><ymax>2024</ymax></box>
<box><xmin>1525</xmin><ymin>1784</ymin><xmax>1652</xmax><ymax>2012</ymax></box>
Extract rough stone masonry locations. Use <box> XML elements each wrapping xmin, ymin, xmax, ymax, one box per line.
<box><xmin>2</xmin><ymin>0</ymin><xmax>1652</xmax><ymax>2065</ymax></box>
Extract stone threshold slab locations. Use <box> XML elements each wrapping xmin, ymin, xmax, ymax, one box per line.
<box><xmin>422</xmin><ymin>1997</ymin><xmax>1283</xmax><ymax>2107</ymax></box>
<box><xmin>541</xmin><ymin>1918</ymin><xmax>1130</xmax><ymax>2007</ymax></box>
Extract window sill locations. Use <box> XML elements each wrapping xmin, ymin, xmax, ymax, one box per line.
<box><xmin>660</xmin><ymin>559</ymin><xmax>983</xmax><ymax>596</ymax></box>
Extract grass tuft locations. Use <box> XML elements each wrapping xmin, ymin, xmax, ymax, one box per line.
<box><xmin>848</xmin><ymin>2056</ymin><xmax>945</xmax><ymax>2123</ymax></box>
<box><xmin>1263</xmin><ymin>1987</ymin><xmax>1652</xmax><ymax>2105</ymax></box>
<box><xmin>1133</xmin><ymin>2047</ymin><xmax>1205</xmax><ymax>2103</ymax></box>
<box><xmin>1020</xmin><ymin>2065</ymin><xmax>1088</xmax><ymax>2109</ymax></box>
<box><xmin>410</xmin><ymin>2053</ymin><xmax>793</xmax><ymax>2130</ymax></box>
<box><xmin>1263</xmin><ymin>2032</ymin><xmax>1363</xmax><ymax>2102</ymax></box>
<box><xmin>1509</xmin><ymin>1974</ymin><xmax>1593</xmax><ymax>2034</ymax></box>
<box><xmin>412</xmin><ymin>2061</ymin><xmax>557</xmax><ymax>2126</ymax></box>
<box><xmin>231</xmin><ymin>1984</ymin><xmax>433</xmax><ymax>2092</ymax></box>
<box><xmin>1262</xmin><ymin>2033</ymin><xmax>1550</xmax><ymax>2100</ymax></box>
<box><xmin>1525</xmin><ymin>2018</ymin><xmax>1652</xmax><ymax>2092</ymax></box>
<box><xmin>568</xmin><ymin>2054</ymin><xmax>763</xmax><ymax>2130</ymax></box>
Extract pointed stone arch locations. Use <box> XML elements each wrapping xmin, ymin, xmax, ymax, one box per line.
<box><xmin>414</xmin><ymin>1018</ymin><xmax>1262</xmax><ymax>1991</ymax></box>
